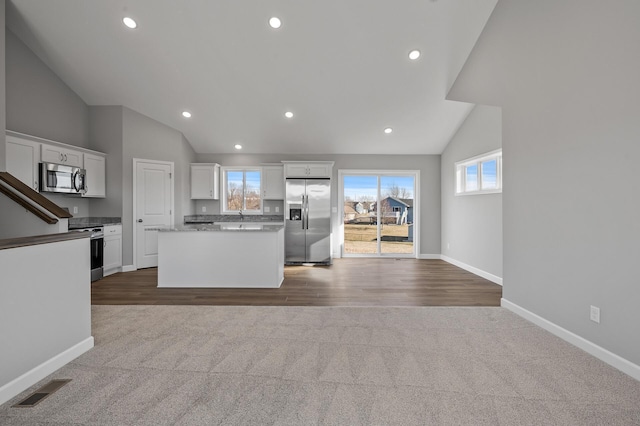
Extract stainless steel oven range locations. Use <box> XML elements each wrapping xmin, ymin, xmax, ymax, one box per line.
<box><xmin>72</xmin><ymin>227</ymin><xmax>104</xmax><ymax>281</ymax></box>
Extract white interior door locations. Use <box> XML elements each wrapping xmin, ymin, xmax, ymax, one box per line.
<box><xmin>135</xmin><ymin>160</ymin><xmax>173</xmax><ymax>269</ymax></box>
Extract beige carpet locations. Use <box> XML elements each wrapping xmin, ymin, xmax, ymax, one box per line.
<box><xmin>1</xmin><ymin>305</ymin><xmax>639</xmax><ymax>425</ymax></box>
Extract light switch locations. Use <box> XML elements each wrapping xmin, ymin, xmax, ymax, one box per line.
<box><xmin>201</xmin><ymin>206</ymin><xmax>207</xmax><ymax>212</ymax></box>
<box><xmin>73</xmin><ymin>206</ymin><xmax>78</xmax><ymax>214</ymax></box>
<box><xmin>264</xmin><ymin>206</ymin><xmax>271</xmax><ymax>213</ymax></box>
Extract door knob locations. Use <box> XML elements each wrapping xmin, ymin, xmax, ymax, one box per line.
<box><xmin>138</xmin><ymin>219</ymin><xmax>143</xmax><ymax>223</ymax></box>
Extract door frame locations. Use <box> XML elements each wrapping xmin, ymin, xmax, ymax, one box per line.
<box><xmin>338</xmin><ymin>169</ymin><xmax>420</xmax><ymax>258</ymax></box>
<box><xmin>132</xmin><ymin>158</ymin><xmax>175</xmax><ymax>271</ymax></box>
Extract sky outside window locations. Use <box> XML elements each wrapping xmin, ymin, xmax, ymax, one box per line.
<box><xmin>481</xmin><ymin>160</ymin><xmax>497</xmax><ymax>189</ymax></box>
<box><xmin>465</xmin><ymin>165</ymin><xmax>478</xmax><ymax>191</ymax></box>
<box><xmin>344</xmin><ymin>175</ymin><xmax>414</xmax><ymax>200</ymax></box>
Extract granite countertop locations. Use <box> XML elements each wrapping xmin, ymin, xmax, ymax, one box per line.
<box><xmin>0</xmin><ymin>232</ymin><xmax>89</xmax><ymax>251</ymax></box>
<box><xmin>150</xmin><ymin>224</ymin><xmax>284</xmax><ymax>232</ymax></box>
<box><xmin>69</xmin><ymin>217</ymin><xmax>122</xmax><ymax>229</ymax></box>
<box><xmin>183</xmin><ymin>214</ymin><xmax>284</xmax><ymax>224</ymax></box>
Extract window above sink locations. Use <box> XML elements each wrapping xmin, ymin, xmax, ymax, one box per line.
<box><xmin>221</xmin><ymin>167</ymin><xmax>262</xmax><ymax>215</ymax></box>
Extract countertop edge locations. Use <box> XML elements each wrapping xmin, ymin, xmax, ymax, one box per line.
<box><xmin>0</xmin><ymin>232</ymin><xmax>89</xmax><ymax>251</ymax></box>
<box><xmin>150</xmin><ymin>224</ymin><xmax>285</xmax><ymax>232</ymax></box>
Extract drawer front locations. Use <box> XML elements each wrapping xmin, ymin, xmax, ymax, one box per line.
<box><xmin>104</xmin><ymin>225</ymin><xmax>122</xmax><ymax>236</ymax></box>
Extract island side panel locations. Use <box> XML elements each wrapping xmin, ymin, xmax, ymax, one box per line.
<box><xmin>157</xmin><ymin>229</ymin><xmax>284</xmax><ymax>288</ymax></box>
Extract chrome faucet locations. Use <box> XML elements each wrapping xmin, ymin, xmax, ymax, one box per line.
<box><xmin>238</xmin><ymin>210</ymin><xmax>244</xmax><ymax>220</ymax></box>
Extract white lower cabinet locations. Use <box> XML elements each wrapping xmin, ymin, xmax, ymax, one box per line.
<box><xmin>103</xmin><ymin>225</ymin><xmax>122</xmax><ymax>276</ymax></box>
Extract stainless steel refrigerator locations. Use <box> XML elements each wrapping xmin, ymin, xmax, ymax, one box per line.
<box><xmin>285</xmin><ymin>178</ymin><xmax>331</xmax><ymax>264</ymax></box>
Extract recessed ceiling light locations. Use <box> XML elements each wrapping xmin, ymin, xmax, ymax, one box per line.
<box><xmin>234</xmin><ymin>144</ymin><xmax>242</xmax><ymax>150</ymax></box>
<box><xmin>284</xmin><ymin>111</ymin><xmax>293</xmax><ymax>118</ymax></box>
<box><xmin>384</xmin><ymin>127</ymin><xmax>393</xmax><ymax>134</ymax></box>
<box><xmin>409</xmin><ymin>50</ymin><xmax>421</xmax><ymax>60</ymax></box>
<box><xmin>269</xmin><ymin>17</ymin><xmax>282</xmax><ymax>29</ymax></box>
<box><xmin>182</xmin><ymin>111</ymin><xmax>192</xmax><ymax>118</ymax></box>
<box><xmin>123</xmin><ymin>17</ymin><xmax>137</xmax><ymax>29</ymax></box>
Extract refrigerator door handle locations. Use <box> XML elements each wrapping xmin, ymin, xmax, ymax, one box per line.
<box><xmin>305</xmin><ymin>195</ymin><xmax>309</xmax><ymax>230</ymax></box>
<box><xmin>301</xmin><ymin>195</ymin><xmax>306</xmax><ymax>230</ymax></box>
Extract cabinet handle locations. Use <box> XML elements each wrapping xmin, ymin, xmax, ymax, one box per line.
<box><xmin>104</xmin><ymin>241</ymin><xmax>106</xmax><ymax>248</ymax></box>
<box><xmin>60</xmin><ymin>153</ymin><xmax>64</xmax><ymax>161</ymax></box>
<box><xmin>64</xmin><ymin>154</ymin><xmax>68</xmax><ymax>161</ymax></box>
<box><xmin>34</xmin><ymin>181</ymin><xmax>38</xmax><ymax>190</ymax></box>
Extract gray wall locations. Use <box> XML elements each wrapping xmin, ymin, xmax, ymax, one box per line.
<box><xmin>448</xmin><ymin>0</ymin><xmax>640</xmax><ymax>365</ymax></box>
<box><xmin>441</xmin><ymin>104</ymin><xmax>502</xmax><ymax>278</ymax></box>
<box><xmin>88</xmin><ymin>106</ymin><xmax>124</xmax><ymax>218</ymax></box>
<box><xmin>0</xmin><ymin>0</ymin><xmax>6</xmax><ymax>172</ymax></box>
<box><xmin>5</xmin><ymin>29</ymin><xmax>88</xmax><ymax>148</ymax></box>
<box><xmin>122</xmin><ymin>107</ymin><xmax>197</xmax><ymax>266</ymax></box>
<box><xmin>5</xmin><ymin>27</ymin><xmax>91</xmax><ymax>216</ymax></box>
<box><xmin>197</xmin><ymin>153</ymin><xmax>441</xmax><ymax>256</ymax></box>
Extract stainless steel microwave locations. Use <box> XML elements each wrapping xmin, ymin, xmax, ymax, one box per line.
<box><xmin>39</xmin><ymin>162</ymin><xmax>87</xmax><ymax>194</ymax></box>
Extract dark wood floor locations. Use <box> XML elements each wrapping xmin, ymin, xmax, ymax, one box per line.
<box><xmin>92</xmin><ymin>258</ymin><xmax>502</xmax><ymax>306</ymax></box>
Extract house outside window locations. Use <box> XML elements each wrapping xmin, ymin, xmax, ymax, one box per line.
<box><xmin>455</xmin><ymin>149</ymin><xmax>502</xmax><ymax>195</ymax></box>
<box><xmin>222</xmin><ymin>167</ymin><xmax>262</xmax><ymax>213</ymax></box>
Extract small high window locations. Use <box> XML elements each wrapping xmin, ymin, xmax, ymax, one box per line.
<box><xmin>455</xmin><ymin>150</ymin><xmax>502</xmax><ymax>195</ymax></box>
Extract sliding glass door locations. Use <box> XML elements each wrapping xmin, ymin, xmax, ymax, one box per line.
<box><xmin>340</xmin><ymin>171</ymin><xmax>417</xmax><ymax>257</ymax></box>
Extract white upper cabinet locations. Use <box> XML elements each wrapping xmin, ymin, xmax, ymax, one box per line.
<box><xmin>283</xmin><ymin>161</ymin><xmax>333</xmax><ymax>178</ymax></box>
<box><xmin>6</xmin><ymin>132</ymin><xmax>108</xmax><ymax>196</ymax></box>
<box><xmin>191</xmin><ymin>163</ymin><xmax>220</xmax><ymax>199</ymax></box>
<box><xmin>306</xmin><ymin>163</ymin><xmax>333</xmax><ymax>178</ymax></box>
<box><xmin>83</xmin><ymin>153</ymin><xmax>106</xmax><ymax>198</ymax></box>
<box><xmin>41</xmin><ymin>143</ymin><xmax>83</xmax><ymax>167</ymax></box>
<box><xmin>6</xmin><ymin>135</ymin><xmax>40</xmax><ymax>191</ymax></box>
<box><xmin>262</xmin><ymin>165</ymin><xmax>284</xmax><ymax>200</ymax></box>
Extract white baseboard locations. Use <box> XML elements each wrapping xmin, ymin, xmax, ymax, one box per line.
<box><xmin>440</xmin><ymin>255</ymin><xmax>503</xmax><ymax>285</ymax></box>
<box><xmin>0</xmin><ymin>336</ymin><xmax>94</xmax><ymax>406</ymax></box>
<box><xmin>501</xmin><ymin>298</ymin><xmax>640</xmax><ymax>382</ymax></box>
<box><xmin>122</xmin><ymin>265</ymin><xmax>136</xmax><ymax>273</ymax></box>
<box><xmin>417</xmin><ymin>254</ymin><xmax>441</xmax><ymax>260</ymax></box>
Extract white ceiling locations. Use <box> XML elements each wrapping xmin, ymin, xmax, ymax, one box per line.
<box><xmin>7</xmin><ymin>0</ymin><xmax>497</xmax><ymax>155</ymax></box>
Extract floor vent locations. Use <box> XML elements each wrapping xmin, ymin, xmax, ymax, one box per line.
<box><xmin>13</xmin><ymin>379</ymin><xmax>71</xmax><ymax>408</ymax></box>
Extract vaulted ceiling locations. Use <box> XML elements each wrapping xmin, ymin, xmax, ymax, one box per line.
<box><xmin>8</xmin><ymin>0</ymin><xmax>497</xmax><ymax>154</ymax></box>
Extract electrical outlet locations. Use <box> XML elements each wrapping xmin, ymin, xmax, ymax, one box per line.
<box><xmin>264</xmin><ymin>206</ymin><xmax>270</xmax><ymax>213</ymax></box>
<box><xmin>590</xmin><ymin>305</ymin><xmax>600</xmax><ymax>323</ymax></box>
<box><xmin>447</xmin><ymin>243</ymin><xmax>450</xmax><ymax>249</ymax></box>
<box><xmin>275</xmin><ymin>206</ymin><xmax>280</xmax><ymax>213</ymax></box>
<box><xmin>73</xmin><ymin>206</ymin><xmax>78</xmax><ymax>214</ymax></box>
<box><xmin>201</xmin><ymin>206</ymin><xmax>206</xmax><ymax>212</ymax></box>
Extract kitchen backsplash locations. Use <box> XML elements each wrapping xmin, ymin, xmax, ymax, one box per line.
<box><xmin>184</xmin><ymin>214</ymin><xmax>284</xmax><ymax>224</ymax></box>
<box><xmin>69</xmin><ymin>217</ymin><xmax>122</xmax><ymax>229</ymax></box>
<box><xmin>195</xmin><ymin>199</ymin><xmax>284</xmax><ymax>215</ymax></box>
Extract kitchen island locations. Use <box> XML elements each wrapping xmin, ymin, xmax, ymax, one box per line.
<box><xmin>154</xmin><ymin>224</ymin><xmax>284</xmax><ymax>288</ymax></box>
